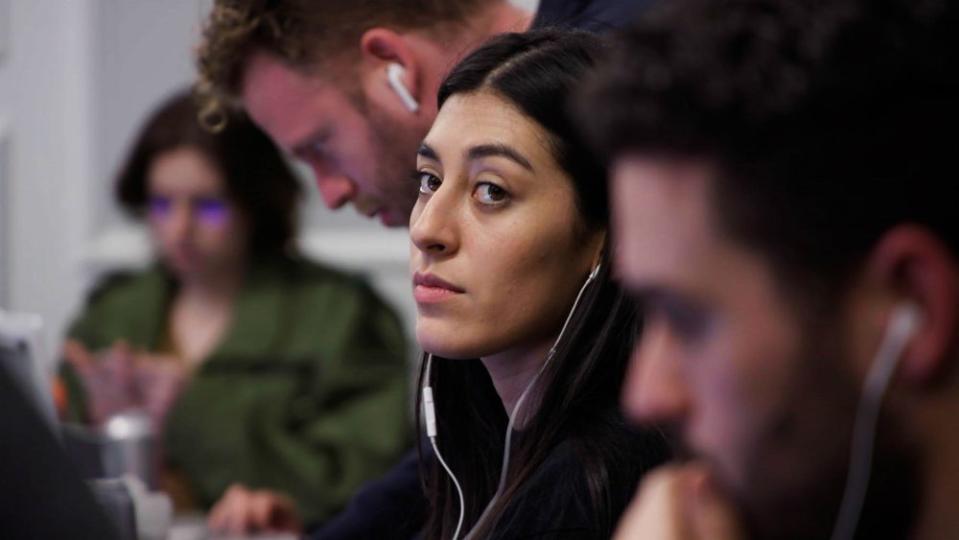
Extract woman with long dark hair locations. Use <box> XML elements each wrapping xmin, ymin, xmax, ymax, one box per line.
<box><xmin>410</xmin><ymin>30</ymin><xmax>669</xmax><ymax>539</ymax></box>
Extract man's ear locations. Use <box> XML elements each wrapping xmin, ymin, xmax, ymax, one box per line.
<box><xmin>868</xmin><ymin>225</ymin><xmax>959</xmax><ymax>384</ymax></box>
<box><xmin>359</xmin><ymin>28</ymin><xmax>420</xmax><ymax>100</ymax></box>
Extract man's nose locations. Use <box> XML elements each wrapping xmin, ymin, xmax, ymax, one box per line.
<box><xmin>314</xmin><ymin>172</ymin><xmax>357</xmax><ymax>210</ymax></box>
<box><xmin>622</xmin><ymin>323</ymin><xmax>691</xmax><ymax>426</ymax></box>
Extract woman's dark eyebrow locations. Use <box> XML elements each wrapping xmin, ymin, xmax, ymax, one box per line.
<box><xmin>418</xmin><ymin>142</ymin><xmax>534</xmax><ymax>172</ymax></box>
<box><xmin>467</xmin><ymin>143</ymin><xmax>534</xmax><ymax>172</ymax></box>
<box><xmin>418</xmin><ymin>143</ymin><xmax>440</xmax><ymax>161</ymax></box>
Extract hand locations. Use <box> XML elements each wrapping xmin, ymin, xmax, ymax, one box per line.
<box><xmin>63</xmin><ymin>340</ymin><xmax>187</xmax><ymax>429</ymax></box>
<box><xmin>63</xmin><ymin>339</ymin><xmax>139</xmax><ymax>424</ymax></box>
<box><xmin>132</xmin><ymin>351</ymin><xmax>187</xmax><ymax>431</ymax></box>
<box><xmin>613</xmin><ymin>463</ymin><xmax>745</xmax><ymax>540</ymax></box>
<box><xmin>207</xmin><ymin>484</ymin><xmax>303</xmax><ymax>536</ymax></box>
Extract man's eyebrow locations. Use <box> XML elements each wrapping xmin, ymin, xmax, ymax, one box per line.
<box><xmin>467</xmin><ymin>143</ymin><xmax>534</xmax><ymax>172</ymax></box>
<box><xmin>418</xmin><ymin>143</ymin><xmax>439</xmax><ymax>161</ymax></box>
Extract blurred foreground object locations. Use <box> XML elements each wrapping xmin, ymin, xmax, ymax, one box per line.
<box><xmin>0</xmin><ymin>357</ymin><xmax>119</xmax><ymax>538</ymax></box>
<box><xmin>90</xmin><ymin>475</ymin><xmax>173</xmax><ymax>540</ymax></box>
<box><xmin>0</xmin><ymin>309</ymin><xmax>55</xmax><ymax>425</ymax></box>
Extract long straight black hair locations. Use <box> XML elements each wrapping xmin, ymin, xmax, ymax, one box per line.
<box><xmin>416</xmin><ymin>30</ymin><xmax>670</xmax><ymax>539</ymax></box>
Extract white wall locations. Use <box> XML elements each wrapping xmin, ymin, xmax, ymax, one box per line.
<box><xmin>515</xmin><ymin>0</ymin><xmax>541</xmax><ymax>11</ymax></box>
<box><xmin>0</xmin><ymin>0</ymin><xmax>8</xmax><ymax>306</ymax></box>
<box><xmin>0</xmin><ymin>0</ymin><xmax>97</xmax><ymax>367</ymax></box>
<box><xmin>89</xmin><ymin>0</ymin><xmax>214</xmax><ymax>232</ymax></box>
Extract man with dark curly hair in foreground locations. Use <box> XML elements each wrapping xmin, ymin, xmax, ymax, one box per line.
<box><xmin>575</xmin><ymin>0</ymin><xmax>959</xmax><ymax>538</ymax></box>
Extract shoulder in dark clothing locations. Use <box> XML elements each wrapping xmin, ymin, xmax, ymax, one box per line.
<box><xmin>489</xmin><ymin>414</ymin><xmax>669</xmax><ymax>539</ymax></box>
<box><xmin>80</xmin><ymin>270</ymin><xmax>147</xmax><ymax>305</ymax></box>
<box><xmin>488</xmin><ymin>440</ymin><xmax>595</xmax><ymax>539</ymax></box>
<box><xmin>307</xmin><ymin>448</ymin><xmax>428</xmax><ymax>540</ymax></box>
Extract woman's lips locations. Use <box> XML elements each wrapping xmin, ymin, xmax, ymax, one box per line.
<box><xmin>413</xmin><ymin>272</ymin><xmax>465</xmax><ymax>303</ymax></box>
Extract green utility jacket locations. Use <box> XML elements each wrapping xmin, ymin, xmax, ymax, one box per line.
<box><xmin>63</xmin><ymin>256</ymin><xmax>411</xmax><ymax>525</ymax></box>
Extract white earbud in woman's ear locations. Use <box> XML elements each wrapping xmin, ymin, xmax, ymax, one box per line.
<box><xmin>387</xmin><ymin>62</ymin><xmax>419</xmax><ymax>113</ymax></box>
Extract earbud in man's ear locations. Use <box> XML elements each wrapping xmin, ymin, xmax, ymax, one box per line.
<box><xmin>866</xmin><ymin>301</ymin><xmax>922</xmax><ymax>384</ymax></box>
<box><xmin>885</xmin><ymin>302</ymin><xmax>923</xmax><ymax>361</ymax></box>
<box><xmin>830</xmin><ymin>300</ymin><xmax>922</xmax><ymax>540</ymax></box>
<box><xmin>387</xmin><ymin>63</ymin><xmax>419</xmax><ymax>113</ymax></box>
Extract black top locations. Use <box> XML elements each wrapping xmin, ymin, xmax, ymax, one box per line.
<box><xmin>308</xmin><ymin>448</ymin><xmax>426</xmax><ymax>539</ymax></box>
<box><xmin>486</xmin><ymin>441</ymin><xmax>601</xmax><ymax>539</ymax></box>
<box><xmin>484</xmin><ymin>417</ymin><xmax>668</xmax><ymax>539</ymax></box>
<box><xmin>310</xmin><ymin>416</ymin><xmax>666</xmax><ymax>540</ymax></box>
<box><xmin>532</xmin><ymin>0</ymin><xmax>656</xmax><ymax>32</ymax></box>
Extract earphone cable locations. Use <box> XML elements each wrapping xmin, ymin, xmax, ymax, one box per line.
<box><xmin>465</xmin><ymin>264</ymin><xmax>600</xmax><ymax>539</ymax></box>
<box><xmin>830</xmin><ymin>307</ymin><xmax>920</xmax><ymax>540</ymax></box>
<box><xmin>430</xmin><ymin>435</ymin><xmax>465</xmax><ymax>540</ymax></box>
<box><xmin>422</xmin><ymin>354</ymin><xmax>466</xmax><ymax>540</ymax></box>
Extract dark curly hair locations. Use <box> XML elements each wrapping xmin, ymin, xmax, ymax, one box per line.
<box><xmin>195</xmin><ymin>0</ymin><xmax>496</xmax><ymax>131</ymax></box>
<box><xmin>576</xmin><ymin>0</ymin><xmax>959</xmax><ymax>305</ymax></box>
<box><xmin>116</xmin><ymin>89</ymin><xmax>301</xmax><ymax>258</ymax></box>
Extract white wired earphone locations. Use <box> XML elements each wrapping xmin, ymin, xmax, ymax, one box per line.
<box><xmin>421</xmin><ymin>260</ymin><xmax>604</xmax><ymax>540</ymax></box>
<box><xmin>387</xmin><ymin>62</ymin><xmax>419</xmax><ymax>113</ymax></box>
<box><xmin>830</xmin><ymin>302</ymin><xmax>922</xmax><ymax>540</ymax></box>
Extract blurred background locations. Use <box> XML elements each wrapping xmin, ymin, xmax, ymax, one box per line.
<box><xmin>0</xmin><ymin>0</ymin><xmax>537</xmax><ymax>366</ymax></box>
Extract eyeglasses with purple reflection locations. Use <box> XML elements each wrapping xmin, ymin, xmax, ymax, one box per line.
<box><xmin>147</xmin><ymin>195</ymin><xmax>230</xmax><ymax>226</ymax></box>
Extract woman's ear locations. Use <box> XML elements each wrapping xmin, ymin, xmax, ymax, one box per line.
<box><xmin>867</xmin><ymin>225</ymin><xmax>959</xmax><ymax>385</ymax></box>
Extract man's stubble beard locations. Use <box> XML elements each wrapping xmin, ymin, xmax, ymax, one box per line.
<box><xmin>735</xmin><ymin>319</ymin><xmax>921</xmax><ymax>540</ymax></box>
<box><xmin>363</xmin><ymin>99</ymin><xmax>423</xmax><ymax>223</ymax></box>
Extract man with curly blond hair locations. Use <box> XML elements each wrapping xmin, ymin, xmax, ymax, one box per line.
<box><xmin>197</xmin><ymin>0</ymin><xmax>531</xmax><ymax>227</ymax></box>
<box><xmin>197</xmin><ymin>0</ymin><xmax>646</xmax><ymax>227</ymax></box>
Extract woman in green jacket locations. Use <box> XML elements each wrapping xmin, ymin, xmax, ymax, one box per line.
<box><xmin>61</xmin><ymin>90</ymin><xmax>410</xmax><ymax>532</ymax></box>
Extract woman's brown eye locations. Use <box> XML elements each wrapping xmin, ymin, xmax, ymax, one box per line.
<box><xmin>418</xmin><ymin>172</ymin><xmax>441</xmax><ymax>194</ymax></box>
<box><xmin>473</xmin><ymin>182</ymin><xmax>509</xmax><ymax>205</ymax></box>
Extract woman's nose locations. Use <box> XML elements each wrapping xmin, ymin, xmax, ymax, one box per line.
<box><xmin>410</xmin><ymin>192</ymin><xmax>459</xmax><ymax>257</ymax></box>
